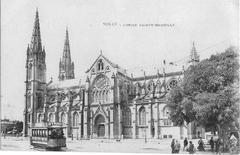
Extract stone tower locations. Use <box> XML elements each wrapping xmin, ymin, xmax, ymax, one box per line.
<box><xmin>24</xmin><ymin>9</ymin><xmax>46</xmax><ymax>136</ymax></box>
<box><xmin>189</xmin><ymin>42</ymin><xmax>200</xmax><ymax>66</ymax></box>
<box><xmin>58</xmin><ymin>28</ymin><xmax>75</xmax><ymax>81</ymax></box>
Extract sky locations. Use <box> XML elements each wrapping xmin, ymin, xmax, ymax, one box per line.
<box><xmin>1</xmin><ymin>0</ymin><xmax>239</xmax><ymax>121</ymax></box>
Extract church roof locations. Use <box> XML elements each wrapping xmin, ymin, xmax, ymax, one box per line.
<box><xmin>47</xmin><ymin>77</ymin><xmax>85</xmax><ymax>90</ymax></box>
<box><xmin>127</xmin><ymin>62</ymin><xmax>184</xmax><ymax>81</ymax></box>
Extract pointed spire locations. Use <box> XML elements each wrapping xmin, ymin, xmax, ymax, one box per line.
<box><xmin>30</xmin><ymin>8</ymin><xmax>42</xmax><ymax>52</ymax></box>
<box><xmin>63</xmin><ymin>27</ymin><xmax>71</xmax><ymax>59</ymax></box>
<box><xmin>189</xmin><ymin>41</ymin><xmax>200</xmax><ymax>65</ymax></box>
<box><xmin>59</xmin><ymin>27</ymin><xmax>75</xmax><ymax>81</ymax></box>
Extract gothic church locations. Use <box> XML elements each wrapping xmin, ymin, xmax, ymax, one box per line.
<box><xmin>24</xmin><ymin>10</ymin><xmax>204</xmax><ymax>139</ymax></box>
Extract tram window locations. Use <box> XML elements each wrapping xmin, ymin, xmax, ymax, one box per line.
<box><xmin>48</xmin><ymin>130</ymin><xmax>52</xmax><ymax>136</ymax></box>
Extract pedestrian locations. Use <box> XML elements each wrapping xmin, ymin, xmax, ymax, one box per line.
<box><xmin>171</xmin><ymin>138</ymin><xmax>175</xmax><ymax>153</ymax></box>
<box><xmin>209</xmin><ymin>137</ymin><xmax>214</xmax><ymax>152</ymax></box>
<box><xmin>174</xmin><ymin>140</ymin><xmax>181</xmax><ymax>153</ymax></box>
<box><xmin>215</xmin><ymin>138</ymin><xmax>219</xmax><ymax>153</ymax></box>
<box><xmin>187</xmin><ymin>141</ymin><xmax>195</xmax><ymax>154</ymax></box>
<box><xmin>215</xmin><ymin>138</ymin><xmax>223</xmax><ymax>155</ymax></box>
<box><xmin>197</xmin><ymin>137</ymin><xmax>205</xmax><ymax>151</ymax></box>
<box><xmin>183</xmin><ymin>137</ymin><xmax>188</xmax><ymax>151</ymax></box>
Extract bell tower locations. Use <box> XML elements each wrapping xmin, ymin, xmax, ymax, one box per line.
<box><xmin>24</xmin><ymin>9</ymin><xmax>46</xmax><ymax>136</ymax></box>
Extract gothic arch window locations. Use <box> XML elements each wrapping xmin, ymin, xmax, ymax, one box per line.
<box><xmin>167</xmin><ymin>79</ymin><xmax>178</xmax><ymax>90</ymax></box>
<box><xmin>102</xmin><ymin>90</ymin><xmax>105</xmax><ymax>103</ymax></box>
<box><xmin>105</xmin><ymin>91</ymin><xmax>108</xmax><ymax>102</ymax></box>
<box><xmin>123</xmin><ymin>107</ymin><xmax>132</xmax><ymax>126</ymax></box>
<box><xmin>155</xmin><ymin>80</ymin><xmax>161</xmax><ymax>93</ymax></box>
<box><xmin>92</xmin><ymin>74</ymin><xmax>110</xmax><ymax>90</ymax></box>
<box><xmin>98</xmin><ymin>59</ymin><xmax>104</xmax><ymax>71</ymax></box>
<box><xmin>147</xmin><ymin>81</ymin><xmax>155</xmax><ymax>92</ymax></box>
<box><xmin>73</xmin><ymin>112</ymin><xmax>79</xmax><ymax>127</ymax></box>
<box><xmin>37</xmin><ymin>94</ymin><xmax>42</xmax><ymax>109</ymax></box>
<box><xmin>95</xmin><ymin>91</ymin><xmax>99</xmax><ymax>102</ymax></box>
<box><xmin>139</xmin><ymin>106</ymin><xmax>146</xmax><ymax>125</ymax></box>
<box><xmin>38</xmin><ymin>114</ymin><xmax>42</xmax><ymax>123</ymax></box>
<box><xmin>98</xmin><ymin>91</ymin><xmax>102</xmax><ymax>103</ymax></box>
<box><xmin>28</xmin><ymin>63</ymin><xmax>32</xmax><ymax>80</ymax></box>
<box><xmin>28</xmin><ymin>114</ymin><xmax>31</xmax><ymax>123</ymax></box>
<box><xmin>49</xmin><ymin>113</ymin><xmax>54</xmax><ymax>123</ymax></box>
<box><xmin>93</xmin><ymin>91</ymin><xmax>96</xmax><ymax>102</ymax></box>
<box><xmin>135</xmin><ymin>83</ymin><xmax>141</xmax><ymax>96</ymax></box>
<box><xmin>127</xmin><ymin>84</ymin><xmax>131</xmax><ymax>94</ymax></box>
<box><xmin>61</xmin><ymin>113</ymin><xmax>66</xmax><ymax>125</ymax></box>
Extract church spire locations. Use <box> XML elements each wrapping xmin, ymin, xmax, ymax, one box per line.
<box><xmin>30</xmin><ymin>8</ymin><xmax>42</xmax><ymax>52</ymax></box>
<box><xmin>189</xmin><ymin>42</ymin><xmax>200</xmax><ymax>66</ymax></box>
<box><xmin>59</xmin><ymin>28</ymin><xmax>75</xmax><ymax>81</ymax></box>
<box><xmin>63</xmin><ymin>28</ymin><xmax>71</xmax><ymax>59</ymax></box>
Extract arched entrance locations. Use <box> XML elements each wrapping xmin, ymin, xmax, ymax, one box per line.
<box><xmin>94</xmin><ymin>114</ymin><xmax>105</xmax><ymax>137</ymax></box>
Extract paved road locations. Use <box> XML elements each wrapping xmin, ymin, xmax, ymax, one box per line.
<box><xmin>0</xmin><ymin>137</ymin><xmax>231</xmax><ymax>154</ymax></box>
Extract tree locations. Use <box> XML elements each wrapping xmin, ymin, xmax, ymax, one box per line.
<box><xmin>167</xmin><ymin>46</ymin><xmax>239</xmax><ymax>149</ymax></box>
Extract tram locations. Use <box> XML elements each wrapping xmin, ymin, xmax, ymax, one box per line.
<box><xmin>30</xmin><ymin>124</ymin><xmax>66</xmax><ymax>150</ymax></box>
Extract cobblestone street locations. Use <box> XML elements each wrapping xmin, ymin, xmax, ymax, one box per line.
<box><xmin>0</xmin><ymin>137</ymin><xmax>232</xmax><ymax>154</ymax></box>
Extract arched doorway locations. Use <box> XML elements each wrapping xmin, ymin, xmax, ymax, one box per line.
<box><xmin>94</xmin><ymin>114</ymin><xmax>105</xmax><ymax>137</ymax></box>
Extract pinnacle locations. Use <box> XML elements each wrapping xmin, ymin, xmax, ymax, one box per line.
<box><xmin>30</xmin><ymin>8</ymin><xmax>42</xmax><ymax>52</ymax></box>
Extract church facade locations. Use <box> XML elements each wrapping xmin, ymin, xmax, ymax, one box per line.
<box><xmin>23</xmin><ymin>10</ymin><xmax>205</xmax><ymax>140</ymax></box>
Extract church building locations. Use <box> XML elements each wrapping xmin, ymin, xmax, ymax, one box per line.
<box><xmin>23</xmin><ymin>10</ymin><xmax>205</xmax><ymax>140</ymax></box>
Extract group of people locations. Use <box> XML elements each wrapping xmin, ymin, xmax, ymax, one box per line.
<box><xmin>209</xmin><ymin>137</ymin><xmax>224</xmax><ymax>154</ymax></box>
<box><xmin>170</xmin><ymin>137</ymin><xmax>225</xmax><ymax>154</ymax></box>
<box><xmin>171</xmin><ymin>138</ymin><xmax>195</xmax><ymax>154</ymax></box>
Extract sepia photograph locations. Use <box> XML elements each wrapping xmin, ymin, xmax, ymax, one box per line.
<box><xmin>1</xmin><ymin>0</ymin><xmax>239</xmax><ymax>154</ymax></box>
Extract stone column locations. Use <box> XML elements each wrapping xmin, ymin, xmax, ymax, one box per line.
<box><xmin>105</xmin><ymin>117</ymin><xmax>109</xmax><ymax>138</ymax></box>
<box><xmin>78</xmin><ymin>112</ymin><xmax>81</xmax><ymax>140</ymax></box>
<box><xmin>153</xmin><ymin>102</ymin><xmax>159</xmax><ymax>139</ymax></box>
<box><xmin>147</xmin><ymin>104</ymin><xmax>152</xmax><ymax>138</ymax></box>
<box><xmin>131</xmin><ymin>104</ymin><xmax>137</xmax><ymax>139</ymax></box>
<box><xmin>89</xmin><ymin>110</ymin><xmax>93</xmax><ymax>138</ymax></box>
<box><xmin>67</xmin><ymin>102</ymin><xmax>73</xmax><ymax>138</ymax></box>
<box><xmin>83</xmin><ymin>106</ymin><xmax>88</xmax><ymax>139</ymax></box>
<box><xmin>109</xmin><ymin>106</ymin><xmax>114</xmax><ymax>139</ymax></box>
<box><xmin>118</xmin><ymin>103</ymin><xmax>121</xmax><ymax>139</ymax></box>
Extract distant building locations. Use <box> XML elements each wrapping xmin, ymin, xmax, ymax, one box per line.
<box><xmin>24</xmin><ymin>10</ymin><xmax>204</xmax><ymax>139</ymax></box>
<box><xmin>1</xmin><ymin>119</ymin><xmax>22</xmax><ymax>133</ymax></box>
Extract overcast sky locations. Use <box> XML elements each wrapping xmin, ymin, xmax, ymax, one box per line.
<box><xmin>1</xmin><ymin>0</ymin><xmax>238</xmax><ymax>120</ymax></box>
